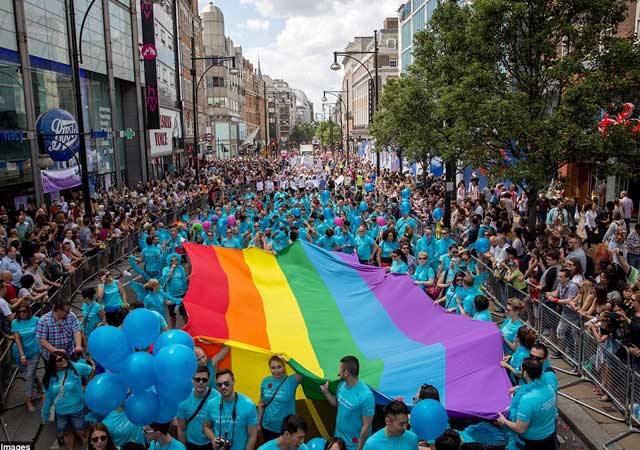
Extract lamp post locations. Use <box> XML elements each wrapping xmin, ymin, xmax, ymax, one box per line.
<box><xmin>330</xmin><ymin>30</ymin><xmax>380</xmax><ymax>175</ymax></box>
<box><xmin>322</xmin><ymin>104</ymin><xmax>339</xmax><ymax>154</ymax></box>
<box><xmin>322</xmin><ymin>89</ymin><xmax>348</xmax><ymax>165</ymax></box>
<box><xmin>191</xmin><ymin>19</ymin><xmax>239</xmax><ymax>182</ymax></box>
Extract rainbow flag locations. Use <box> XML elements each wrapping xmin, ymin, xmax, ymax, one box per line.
<box><xmin>182</xmin><ymin>241</ymin><xmax>511</xmax><ymax>418</ymax></box>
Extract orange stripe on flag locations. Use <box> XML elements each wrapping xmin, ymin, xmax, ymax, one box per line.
<box><xmin>213</xmin><ymin>247</ymin><xmax>270</xmax><ymax>349</ymax></box>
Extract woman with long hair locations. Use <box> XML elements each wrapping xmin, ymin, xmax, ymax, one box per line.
<box><xmin>88</xmin><ymin>423</ymin><xmax>118</xmax><ymax>450</ymax></box>
<box><xmin>96</xmin><ymin>269</ymin><xmax>128</xmax><ymax>326</ymax></box>
<box><xmin>324</xmin><ymin>437</ymin><xmax>347</xmax><ymax>450</ymax></box>
<box><xmin>389</xmin><ymin>249</ymin><xmax>408</xmax><ymax>275</ymax></box>
<box><xmin>41</xmin><ymin>352</ymin><xmax>94</xmax><ymax>450</ymax></box>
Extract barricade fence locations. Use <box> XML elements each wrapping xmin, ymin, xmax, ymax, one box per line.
<box><xmin>468</xmin><ymin>253</ymin><xmax>638</xmax><ymax>428</ymax></box>
<box><xmin>0</xmin><ymin>183</ymin><xmax>254</xmax><ymax>412</ymax></box>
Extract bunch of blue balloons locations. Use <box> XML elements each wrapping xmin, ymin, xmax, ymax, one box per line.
<box><xmin>85</xmin><ymin>308</ymin><xmax>197</xmax><ymax>425</ymax></box>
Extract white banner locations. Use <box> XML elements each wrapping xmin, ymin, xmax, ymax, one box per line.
<box><xmin>149</xmin><ymin>107</ymin><xmax>182</xmax><ymax>157</ymax></box>
<box><xmin>41</xmin><ymin>167</ymin><xmax>81</xmax><ymax>193</ymax></box>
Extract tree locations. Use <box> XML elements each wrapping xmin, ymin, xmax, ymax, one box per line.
<box><xmin>289</xmin><ymin>123</ymin><xmax>315</xmax><ymax>147</ymax></box>
<box><xmin>411</xmin><ymin>0</ymin><xmax>640</xmax><ymax>225</ymax></box>
<box><xmin>315</xmin><ymin>121</ymin><xmax>342</xmax><ymax>149</ymax></box>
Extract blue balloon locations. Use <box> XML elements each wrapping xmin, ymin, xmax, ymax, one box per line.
<box><xmin>365</xmin><ymin>183</ymin><xmax>374</xmax><ymax>193</ymax></box>
<box><xmin>154</xmin><ymin>344</ymin><xmax>197</xmax><ymax>385</ymax></box>
<box><xmin>359</xmin><ymin>201</ymin><xmax>368</xmax><ymax>213</ymax></box>
<box><xmin>399</xmin><ymin>202</ymin><xmax>411</xmax><ymax>216</ymax></box>
<box><xmin>293</xmin><ymin>207</ymin><xmax>301</xmax><ymax>218</ymax></box>
<box><xmin>88</xmin><ymin>326</ymin><xmax>130</xmax><ymax>371</ymax></box>
<box><xmin>410</xmin><ymin>399</ymin><xmax>449</xmax><ymax>441</ymax></box>
<box><xmin>353</xmin><ymin>216</ymin><xmax>362</xmax><ymax>227</ymax></box>
<box><xmin>156</xmin><ymin>379</ymin><xmax>193</xmax><ymax>405</ymax></box>
<box><xmin>307</xmin><ymin>437</ymin><xmax>327</xmax><ymax>450</ymax></box>
<box><xmin>323</xmin><ymin>207</ymin><xmax>333</xmax><ymax>220</ymax></box>
<box><xmin>154</xmin><ymin>398</ymin><xmax>179</xmax><ymax>423</ymax></box>
<box><xmin>475</xmin><ymin>237</ymin><xmax>491</xmax><ymax>254</ymax></box>
<box><xmin>153</xmin><ymin>329</ymin><xmax>195</xmax><ymax>355</ymax></box>
<box><xmin>125</xmin><ymin>390</ymin><xmax>160</xmax><ymax>426</ymax></box>
<box><xmin>123</xmin><ymin>308</ymin><xmax>160</xmax><ymax>349</ymax></box>
<box><xmin>122</xmin><ymin>352</ymin><xmax>156</xmax><ymax>392</ymax></box>
<box><xmin>85</xmin><ymin>372</ymin><xmax>127</xmax><ymax>415</ymax></box>
<box><xmin>402</xmin><ymin>187</ymin><xmax>411</xmax><ymax>199</ymax></box>
<box><xmin>322</xmin><ymin>190</ymin><xmax>330</xmax><ymax>202</ymax></box>
<box><xmin>433</xmin><ymin>207</ymin><xmax>444</xmax><ymax>221</ymax></box>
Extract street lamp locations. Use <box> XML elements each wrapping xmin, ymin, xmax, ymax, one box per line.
<box><xmin>330</xmin><ymin>30</ymin><xmax>380</xmax><ymax>176</ymax></box>
<box><xmin>322</xmin><ymin>103</ymin><xmax>339</xmax><ymax>154</ymax></box>
<box><xmin>191</xmin><ymin>19</ymin><xmax>238</xmax><ymax>181</ymax></box>
<box><xmin>323</xmin><ymin>89</ymin><xmax>349</xmax><ymax>166</ymax></box>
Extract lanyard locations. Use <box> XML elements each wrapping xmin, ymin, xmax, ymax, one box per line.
<box><xmin>217</xmin><ymin>394</ymin><xmax>239</xmax><ymax>444</ymax></box>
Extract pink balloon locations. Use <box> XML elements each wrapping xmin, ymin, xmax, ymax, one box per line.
<box><xmin>226</xmin><ymin>215</ymin><xmax>236</xmax><ymax>226</ymax></box>
<box><xmin>333</xmin><ymin>217</ymin><xmax>344</xmax><ymax>227</ymax></box>
<box><xmin>203</xmin><ymin>221</ymin><xmax>211</xmax><ymax>230</ymax></box>
<box><xmin>376</xmin><ymin>216</ymin><xmax>386</xmax><ymax>227</ymax></box>
<box><xmin>192</xmin><ymin>219</ymin><xmax>202</xmax><ymax>225</ymax></box>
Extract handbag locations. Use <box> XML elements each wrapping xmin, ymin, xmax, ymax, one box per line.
<box><xmin>49</xmin><ymin>369</ymin><xmax>68</xmax><ymax>422</ymax></box>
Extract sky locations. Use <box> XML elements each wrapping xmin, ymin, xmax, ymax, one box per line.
<box><xmin>197</xmin><ymin>0</ymin><xmax>400</xmax><ymax>118</ymax></box>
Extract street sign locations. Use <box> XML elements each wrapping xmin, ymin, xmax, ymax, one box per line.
<box><xmin>205</xmin><ymin>133</ymin><xmax>213</xmax><ymax>142</ymax></box>
<box><xmin>119</xmin><ymin>128</ymin><xmax>136</xmax><ymax>140</ymax></box>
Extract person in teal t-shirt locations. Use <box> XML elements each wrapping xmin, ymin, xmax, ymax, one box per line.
<box><xmin>145</xmin><ymin>422</ymin><xmax>186</xmax><ymax>450</ymax></box>
<box><xmin>363</xmin><ymin>400</ymin><xmax>419</xmax><ymax>450</ymax></box>
<box><xmin>177</xmin><ymin>366</ymin><xmax>221</xmax><ymax>448</ymax></box>
<box><xmin>389</xmin><ymin>249</ymin><xmax>409</xmax><ymax>274</ymax></box>
<box><xmin>80</xmin><ymin>287</ymin><xmax>105</xmax><ymax>338</ymax></box>
<box><xmin>11</xmin><ymin>304</ymin><xmax>40</xmax><ymax>412</ymax></box>
<box><xmin>203</xmin><ymin>369</ymin><xmax>259</xmax><ymax>450</ymax></box>
<box><xmin>472</xmin><ymin>295</ymin><xmax>493</xmax><ymax>323</ymax></box>
<box><xmin>501</xmin><ymin>298</ymin><xmax>525</xmax><ymax>355</ymax></box>
<box><xmin>497</xmin><ymin>357</ymin><xmax>557</xmax><ymax>449</ymax></box>
<box><xmin>257</xmin><ymin>414</ymin><xmax>309</xmax><ymax>450</ymax></box>
<box><xmin>355</xmin><ymin>226</ymin><xmax>377</xmax><ymax>264</ymax></box>
<box><xmin>41</xmin><ymin>352</ymin><xmax>94</xmax><ymax>449</ymax></box>
<box><xmin>258</xmin><ymin>355</ymin><xmax>304</xmax><ymax>442</ymax></box>
<box><xmin>320</xmin><ymin>356</ymin><xmax>375</xmax><ymax>450</ymax></box>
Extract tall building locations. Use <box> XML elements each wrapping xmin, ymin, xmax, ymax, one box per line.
<box><xmin>271</xmin><ymin>79</ymin><xmax>296</xmax><ymax>144</ymax></box>
<box><xmin>398</xmin><ymin>0</ymin><xmax>438</xmax><ymax>74</ymax></box>
<box><xmin>339</xmin><ymin>18</ymin><xmax>398</xmax><ymax>143</ymax></box>
<box><xmin>293</xmin><ymin>89</ymin><xmax>314</xmax><ymax>125</ymax></box>
<box><xmin>241</xmin><ymin>58</ymin><xmax>267</xmax><ymax>153</ymax></box>
<box><xmin>0</xmin><ymin>0</ymin><xmax>147</xmax><ymax>207</ymax></box>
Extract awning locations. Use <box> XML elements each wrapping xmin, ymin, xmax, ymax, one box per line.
<box><xmin>242</xmin><ymin>127</ymin><xmax>260</xmax><ymax>146</ymax></box>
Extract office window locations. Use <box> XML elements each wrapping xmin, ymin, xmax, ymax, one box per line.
<box><xmin>389</xmin><ymin>58</ymin><xmax>398</xmax><ymax>68</ymax></box>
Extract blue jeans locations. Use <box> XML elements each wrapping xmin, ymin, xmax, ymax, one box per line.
<box><xmin>21</xmin><ymin>353</ymin><xmax>40</xmax><ymax>397</ymax></box>
<box><xmin>628</xmin><ymin>253</ymin><xmax>640</xmax><ymax>270</ymax></box>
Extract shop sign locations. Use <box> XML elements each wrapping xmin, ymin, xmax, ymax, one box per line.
<box><xmin>141</xmin><ymin>0</ymin><xmax>160</xmax><ymax>129</ymax></box>
<box><xmin>35</xmin><ymin>108</ymin><xmax>79</xmax><ymax>162</ymax></box>
<box><xmin>91</xmin><ymin>129</ymin><xmax>109</xmax><ymax>139</ymax></box>
<box><xmin>0</xmin><ymin>130</ymin><xmax>27</xmax><ymax>143</ymax></box>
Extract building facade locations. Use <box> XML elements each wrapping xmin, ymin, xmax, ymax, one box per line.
<box><xmin>398</xmin><ymin>0</ymin><xmax>438</xmax><ymax>74</ymax></box>
<box><xmin>241</xmin><ymin>58</ymin><xmax>267</xmax><ymax>153</ymax></box>
<box><xmin>0</xmin><ymin>0</ymin><xmax>146</xmax><ymax>207</ymax></box>
<box><xmin>293</xmin><ymin>89</ymin><xmax>314</xmax><ymax>125</ymax></box>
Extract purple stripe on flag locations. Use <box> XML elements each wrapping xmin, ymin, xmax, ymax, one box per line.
<box><xmin>335</xmin><ymin>253</ymin><xmax>511</xmax><ymax>418</ymax></box>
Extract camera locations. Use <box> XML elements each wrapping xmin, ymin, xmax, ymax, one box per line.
<box><xmin>215</xmin><ymin>438</ymin><xmax>232</xmax><ymax>450</ymax></box>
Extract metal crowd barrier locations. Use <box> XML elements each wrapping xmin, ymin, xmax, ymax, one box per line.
<box><xmin>467</xmin><ymin>252</ymin><xmax>639</xmax><ymax>438</ymax></box>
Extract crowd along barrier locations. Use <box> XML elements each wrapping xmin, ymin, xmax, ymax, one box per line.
<box><xmin>0</xmin><ymin>186</ymin><xmax>253</xmax><ymax>442</ymax></box>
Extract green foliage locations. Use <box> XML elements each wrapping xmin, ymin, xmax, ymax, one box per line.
<box><xmin>315</xmin><ymin>121</ymin><xmax>342</xmax><ymax>148</ymax></box>
<box><xmin>405</xmin><ymin>0</ymin><xmax>640</xmax><ymax>192</ymax></box>
<box><xmin>289</xmin><ymin>123</ymin><xmax>315</xmax><ymax>146</ymax></box>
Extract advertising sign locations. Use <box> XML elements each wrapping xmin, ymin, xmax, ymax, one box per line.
<box><xmin>141</xmin><ymin>0</ymin><xmax>160</xmax><ymax>129</ymax></box>
<box><xmin>41</xmin><ymin>166</ymin><xmax>82</xmax><ymax>193</ymax></box>
<box><xmin>35</xmin><ymin>109</ymin><xmax>79</xmax><ymax>162</ymax></box>
<box><xmin>149</xmin><ymin>108</ymin><xmax>182</xmax><ymax>157</ymax></box>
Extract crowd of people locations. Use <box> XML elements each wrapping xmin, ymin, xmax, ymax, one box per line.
<box><xmin>1</xmin><ymin>151</ymin><xmax>638</xmax><ymax>450</ymax></box>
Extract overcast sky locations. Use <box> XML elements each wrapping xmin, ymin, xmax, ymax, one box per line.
<box><xmin>198</xmin><ymin>0</ymin><xmax>400</xmax><ymax>117</ymax></box>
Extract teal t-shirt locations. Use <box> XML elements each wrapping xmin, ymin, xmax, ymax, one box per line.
<box><xmin>390</xmin><ymin>260</ymin><xmax>408</xmax><ymax>274</ymax></box>
<box><xmin>44</xmin><ymin>362</ymin><xmax>92</xmax><ymax>416</ymax></box>
<box><xmin>102</xmin><ymin>408</ymin><xmax>145</xmax><ymax>447</ymax></box>
<box><xmin>177</xmin><ymin>388</ymin><xmax>221</xmax><ymax>445</ymax></box>
<box><xmin>81</xmin><ymin>301</ymin><xmax>104</xmax><ymax>337</ymax></box>
<box><xmin>317</xmin><ymin>235</ymin><xmax>336</xmax><ymax>251</ymax></box>
<box><xmin>355</xmin><ymin>235</ymin><xmax>375</xmax><ymax>261</ymax></box>
<box><xmin>380</xmin><ymin>240</ymin><xmax>398</xmax><ymax>258</ymax></box>
<box><xmin>363</xmin><ymin>428</ymin><xmax>419</xmax><ymax>450</ymax></box>
<box><xmin>142</xmin><ymin>245</ymin><xmax>162</xmax><ymax>274</ymax></box>
<box><xmin>473</xmin><ymin>310</ymin><xmax>493</xmax><ymax>322</ymax></box>
<box><xmin>257</xmin><ymin>439</ymin><xmax>309</xmax><ymax>450</ymax></box>
<box><xmin>102</xmin><ymin>280</ymin><xmax>124</xmax><ymax>310</ymax></box>
<box><xmin>149</xmin><ymin>438</ymin><xmax>186</xmax><ymax>450</ymax></box>
<box><xmin>335</xmin><ymin>380</ymin><xmax>375</xmax><ymax>450</ymax></box>
<box><xmin>510</xmin><ymin>344</ymin><xmax>531</xmax><ymax>378</ymax></box>
<box><xmin>500</xmin><ymin>318</ymin><xmax>523</xmax><ymax>355</ymax></box>
<box><xmin>260</xmin><ymin>375</ymin><xmax>300</xmax><ymax>433</ymax></box>
<box><xmin>516</xmin><ymin>382</ymin><xmax>557</xmax><ymax>440</ymax></box>
<box><xmin>413</xmin><ymin>264</ymin><xmax>435</xmax><ymax>291</ymax></box>
<box><xmin>144</xmin><ymin>291</ymin><xmax>168</xmax><ymax>319</ymax></box>
<box><xmin>203</xmin><ymin>393</ymin><xmax>258</xmax><ymax>450</ymax></box>
<box><xmin>11</xmin><ymin>317</ymin><xmax>40</xmax><ymax>359</ymax></box>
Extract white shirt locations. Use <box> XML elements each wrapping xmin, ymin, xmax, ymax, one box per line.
<box><xmin>0</xmin><ymin>297</ymin><xmax>11</xmax><ymax>316</ymax></box>
<box><xmin>621</xmin><ymin>196</ymin><xmax>633</xmax><ymax>219</ymax></box>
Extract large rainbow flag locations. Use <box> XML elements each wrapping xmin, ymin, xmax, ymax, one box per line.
<box><xmin>182</xmin><ymin>241</ymin><xmax>511</xmax><ymax>418</ymax></box>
